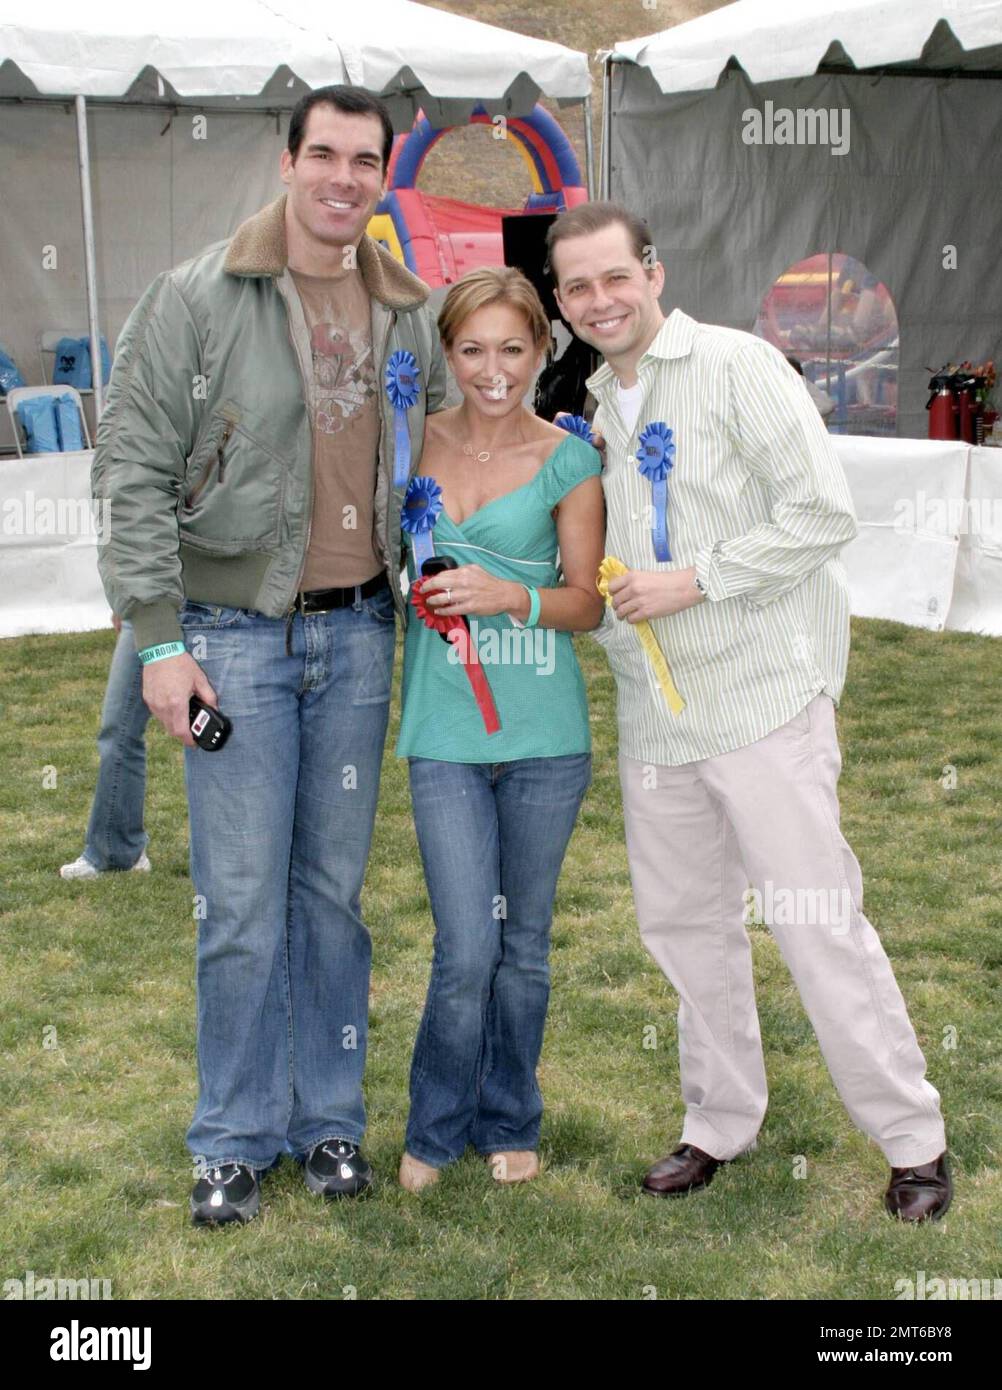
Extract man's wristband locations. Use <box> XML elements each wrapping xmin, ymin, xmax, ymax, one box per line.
<box><xmin>138</xmin><ymin>641</ymin><xmax>186</xmax><ymax>665</ymax></box>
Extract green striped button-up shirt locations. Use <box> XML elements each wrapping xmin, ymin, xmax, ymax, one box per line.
<box><xmin>587</xmin><ymin>308</ymin><xmax>858</xmax><ymax>766</ymax></box>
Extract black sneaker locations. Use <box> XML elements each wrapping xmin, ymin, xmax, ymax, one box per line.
<box><xmin>190</xmin><ymin>1163</ymin><xmax>261</xmax><ymax>1226</ymax></box>
<box><xmin>304</xmin><ymin>1140</ymin><xmax>373</xmax><ymax>1199</ymax></box>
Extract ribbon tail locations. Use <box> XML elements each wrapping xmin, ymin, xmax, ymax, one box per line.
<box><xmin>449</xmin><ymin>626</ymin><xmax>501</xmax><ymax>734</ymax></box>
<box><xmin>393</xmin><ymin>405</ymin><xmax>411</xmax><ymax>488</ymax></box>
<box><xmin>597</xmin><ymin>554</ymin><xmax>682</xmax><ymax>715</ymax></box>
<box><xmin>652</xmin><ymin>476</ymin><xmax>670</xmax><ymax>561</ymax></box>
<box><xmin>412</xmin><ymin>531</ymin><xmax>435</xmax><ymax>571</ymax></box>
<box><xmin>636</xmin><ymin>620</ymin><xmax>685</xmax><ymax>715</ymax></box>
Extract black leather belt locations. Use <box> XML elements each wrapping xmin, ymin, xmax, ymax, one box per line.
<box><xmin>291</xmin><ymin>571</ymin><xmax>388</xmax><ymax>614</ymax></box>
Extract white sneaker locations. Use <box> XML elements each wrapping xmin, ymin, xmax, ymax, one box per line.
<box><xmin>60</xmin><ymin>852</ymin><xmax>151</xmax><ymax>880</ymax></box>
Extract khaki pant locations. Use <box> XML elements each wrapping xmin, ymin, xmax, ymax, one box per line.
<box><xmin>619</xmin><ymin>695</ymin><xmax>946</xmax><ymax>1167</ymax></box>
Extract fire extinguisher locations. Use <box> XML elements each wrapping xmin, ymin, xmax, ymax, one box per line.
<box><xmin>926</xmin><ymin>369</ymin><xmax>957</xmax><ymax>440</ymax></box>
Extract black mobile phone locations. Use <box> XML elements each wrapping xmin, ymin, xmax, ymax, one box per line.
<box><xmin>421</xmin><ymin>556</ymin><xmax>458</xmax><ymax>578</ymax></box>
<box><xmin>189</xmin><ymin>696</ymin><xmax>232</xmax><ymax>752</ymax></box>
<box><xmin>420</xmin><ymin>556</ymin><xmax>469</xmax><ymax>642</ymax></box>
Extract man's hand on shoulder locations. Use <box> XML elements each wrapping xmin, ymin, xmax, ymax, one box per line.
<box><xmin>551</xmin><ymin>414</ymin><xmax>606</xmax><ymax>454</ymax></box>
<box><xmin>142</xmin><ymin>652</ymin><xmax>218</xmax><ymax>748</ymax></box>
<box><xmin>607</xmin><ymin>566</ymin><xmax>706</xmax><ymax>622</ymax></box>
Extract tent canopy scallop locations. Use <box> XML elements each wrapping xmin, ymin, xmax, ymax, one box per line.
<box><xmin>611</xmin><ymin>0</ymin><xmax>1002</xmax><ymax>94</ymax></box>
<box><xmin>0</xmin><ymin>0</ymin><xmax>591</xmax><ymax>112</ymax></box>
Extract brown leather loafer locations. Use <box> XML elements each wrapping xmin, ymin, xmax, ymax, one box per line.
<box><xmin>885</xmin><ymin>1152</ymin><xmax>952</xmax><ymax>1222</ymax></box>
<box><xmin>642</xmin><ymin>1143</ymin><xmax>727</xmax><ymax>1197</ymax></box>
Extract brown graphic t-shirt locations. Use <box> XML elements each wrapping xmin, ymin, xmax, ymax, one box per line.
<box><xmin>290</xmin><ymin>266</ymin><xmax>382</xmax><ymax>589</ymax></box>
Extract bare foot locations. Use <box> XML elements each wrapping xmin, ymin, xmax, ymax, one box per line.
<box><xmin>487</xmin><ymin>1151</ymin><xmax>540</xmax><ymax>1184</ymax></box>
<box><xmin>398</xmin><ymin>1152</ymin><xmax>440</xmax><ymax>1193</ymax></box>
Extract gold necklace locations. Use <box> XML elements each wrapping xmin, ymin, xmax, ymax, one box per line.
<box><xmin>462</xmin><ymin>443</ymin><xmax>492</xmax><ymax>463</ymax></box>
<box><xmin>459</xmin><ymin>405</ymin><xmax>529</xmax><ymax>463</ymax></box>
<box><xmin>461</xmin><ymin>431</ymin><xmax>528</xmax><ymax>464</ymax></box>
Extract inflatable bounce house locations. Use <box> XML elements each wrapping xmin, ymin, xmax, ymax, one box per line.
<box><xmin>367</xmin><ymin>104</ymin><xmax>587</xmax><ymax>288</ymax></box>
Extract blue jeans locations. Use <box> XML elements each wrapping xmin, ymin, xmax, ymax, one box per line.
<box><xmin>178</xmin><ymin>585</ymin><xmax>396</xmax><ymax>1171</ymax></box>
<box><xmin>83</xmin><ymin>620</ymin><xmax>150</xmax><ymax>871</ymax></box>
<box><xmin>405</xmin><ymin>753</ymin><xmax>592</xmax><ymax>1167</ymax></box>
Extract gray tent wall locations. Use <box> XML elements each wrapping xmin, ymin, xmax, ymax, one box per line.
<box><xmin>0</xmin><ymin>77</ymin><xmax>592</xmax><ymax>413</ymax></box>
<box><xmin>0</xmin><ymin>102</ymin><xmax>286</xmax><ymax>401</ymax></box>
<box><xmin>606</xmin><ymin>60</ymin><xmax>1002</xmax><ymax>438</ymax></box>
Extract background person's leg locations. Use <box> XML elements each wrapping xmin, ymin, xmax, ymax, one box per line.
<box><xmin>81</xmin><ymin>620</ymin><xmax>150</xmax><ymax>871</ymax></box>
<box><xmin>471</xmin><ymin>753</ymin><xmax>592</xmax><ymax>1157</ymax></box>
<box><xmin>404</xmin><ymin>757</ymin><xmax>502</xmax><ymax>1169</ymax></box>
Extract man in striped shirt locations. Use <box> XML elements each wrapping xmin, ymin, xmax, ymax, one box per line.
<box><xmin>546</xmin><ymin>202</ymin><xmax>950</xmax><ymax>1222</ymax></box>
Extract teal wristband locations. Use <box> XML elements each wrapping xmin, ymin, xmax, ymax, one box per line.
<box><xmin>139</xmin><ymin>641</ymin><xmax>186</xmax><ymax>665</ymax></box>
<box><xmin>521</xmin><ymin>584</ymin><xmax>541</xmax><ymax>628</ymax></box>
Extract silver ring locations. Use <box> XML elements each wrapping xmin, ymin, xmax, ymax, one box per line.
<box><xmin>446</xmin><ymin>587</ymin><xmax>453</xmax><ymax>602</ymax></box>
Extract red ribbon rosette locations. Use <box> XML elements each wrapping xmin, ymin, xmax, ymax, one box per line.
<box><xmin>410</xmin><ymin>578</ymin><xmax>501</xmax><ymax>735</ymax></box>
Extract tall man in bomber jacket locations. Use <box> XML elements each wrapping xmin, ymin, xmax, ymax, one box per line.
<box><xmin>93</xmin><ymin>87</ymin><xmax>446</xmax><ymax>1225</ymax></box>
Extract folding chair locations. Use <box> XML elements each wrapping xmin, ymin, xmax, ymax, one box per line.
<box><xmin>6</xmin><ymin>384</ymin><xmax>93</xmax><ymax>457</ymax></box>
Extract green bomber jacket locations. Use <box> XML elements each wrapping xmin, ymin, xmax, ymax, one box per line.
<box><xmin>92</xmin><ymin>194</ymin><xmax>447</xmax><ymax>650</ymax></box>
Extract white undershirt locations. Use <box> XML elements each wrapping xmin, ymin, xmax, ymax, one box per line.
<box><xmin>616</xmin><ymin>378</ymin><xmax>645</xmax><ymax>434</ymax></box>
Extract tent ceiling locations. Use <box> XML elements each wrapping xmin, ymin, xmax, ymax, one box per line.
<box><xmin>611</xmin><ymin>0</ymin><xmax>1002</xmax><ymax>93</ymax></box>
<box><xmin>0</xmin><ymin>0</ymin><xmax>590</xmax><ymax>115</ymax></box>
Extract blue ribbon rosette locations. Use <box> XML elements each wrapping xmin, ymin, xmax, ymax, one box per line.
<box><xmin>401</xmin><ymin>475</ymin><xmax>443</xmax><ymax>572</ymax></box>
<box><xmin>636</xmin><ymin>421</ymin><xmax>675</xmax><ymax>562</ymax></box>
<box><xmin>385</xmin><ymin>349</ymin><xmax>422</xmax><ymax>488</ymax></box>
<box><xmin>554</xmin><ymin>413</ymin><xmax>595</xmax><ymax>445</ymax></box>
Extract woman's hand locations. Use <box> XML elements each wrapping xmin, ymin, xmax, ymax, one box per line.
<box><xmin>419</xmin><ymin>564</ymin><xmax>520</xmax><ymax>618</ymax></box>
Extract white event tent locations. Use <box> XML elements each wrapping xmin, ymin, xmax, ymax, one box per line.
<box><xmin>601</xmin><ymin>0</ymin><xmax>1002</xmax><ymax>439</ymax></box>
<box><xmin>0</xmin><ymin>0</ymin><xmax>591</xmax><ymax>636</ymax></box>
<box><xmin>0</xmin><ymin>0</ymin><xmax>592</xmax><ymax>414</ymax></box>
<box><xmin>600</xmin><ymin>0</ymin><xmax>1002</xmax><ymax>636</ymax></box>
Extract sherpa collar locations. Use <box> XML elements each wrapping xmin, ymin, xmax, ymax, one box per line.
<box><xmin>224</xmin><ymin>194</ymin><xmax>429</xmax><ymax>310</ymax></box>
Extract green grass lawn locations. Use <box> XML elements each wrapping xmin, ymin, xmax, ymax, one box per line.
<box><xmin>1</xmin><ymin>618</ymin><xmax>999</xmax><ymax>1300</ymax></box>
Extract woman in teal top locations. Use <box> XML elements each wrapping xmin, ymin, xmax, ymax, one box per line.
<box><xmin>396</xmin><ymin>266</ymin><xmax>605</xmax><ymax>1192</ymax></box>
<box><xmin>396</xmin><ymin>431</ymin><xmax>599</xmax><ymax>761</ymax></box>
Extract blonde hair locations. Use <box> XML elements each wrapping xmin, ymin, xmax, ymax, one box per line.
<box><xmin>437</xmin><ymin>266</ymin><xmax>551</xmax><ymax>354</ymax></box>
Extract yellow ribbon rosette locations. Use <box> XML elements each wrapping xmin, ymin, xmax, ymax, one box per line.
<box><xmin>596</xmin><ymin>556</ymin><xmax>685</xmax><ymax>716</ymax></box>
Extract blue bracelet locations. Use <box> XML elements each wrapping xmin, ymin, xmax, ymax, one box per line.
<box><xmin>138</xmin><ymin>640</ymin><xmax>186</xmax><ymax>665</ymax></box>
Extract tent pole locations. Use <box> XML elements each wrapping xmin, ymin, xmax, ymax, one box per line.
<box><xmin>600</xmin><ymin>54</ymin><xmax>612</xmax><ymax>199</ymax></box>
<box><xmin>582</xmin><ymin>93</ymin><xmax>596</xmax><ymax>200</ymax></box>
<box><xmin>74</xmin><ymin>95</ymin><xmax>104</xmax><ymax>421</ymax></box>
